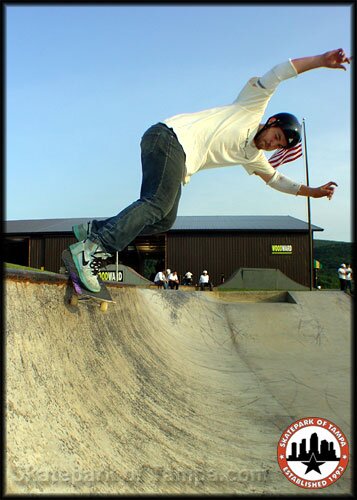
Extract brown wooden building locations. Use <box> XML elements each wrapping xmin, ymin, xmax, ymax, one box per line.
<box><xmin>5</xmin><ymin>215</ymin><xmax>323</xmax><ymax>287</ymax></box>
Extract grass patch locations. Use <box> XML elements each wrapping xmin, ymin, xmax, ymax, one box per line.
<box><xmin>218</xmin><ymin>288</ymin><xmax>293</xmax><ymax>292</ymax></box>
<box><xmin>5</xmin><ymin>263</ymin><xmax>46</xmax><ymax>272</ymax></box>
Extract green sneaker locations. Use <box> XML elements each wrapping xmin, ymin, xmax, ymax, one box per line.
<box><xmin>69</xmin><ymin>239</ymin><xmax>111</xmax><ymax>293</ymax></box>
<box><xmin>72</xmin><ymin>221</ymin><xmax>93</xmax><ymax>242</ymax></box>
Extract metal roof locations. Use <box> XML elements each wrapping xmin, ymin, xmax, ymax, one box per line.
<box><xmin>5</xmin><ymin>215</ymin><xmax>323</xmax><ymax>234</ymax></box>
<box><xmin>171</xmin><ymin>216</ymin><xmax>323</xmax><ymax>231</ymax></box>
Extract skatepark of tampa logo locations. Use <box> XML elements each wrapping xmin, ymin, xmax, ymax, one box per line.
<box><xmin>277</xmin><ymin>417</ymin><xmax>349</xmax><ymax>489</ymax></box>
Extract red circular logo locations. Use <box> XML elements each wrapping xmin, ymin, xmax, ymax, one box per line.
<box><xmin>277</xmin><ymin>417</ymin><xmax>349</xmax><ymax>489</ymax></box>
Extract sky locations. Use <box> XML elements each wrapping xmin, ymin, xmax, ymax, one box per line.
<box><xmin>5</xmin><ymin>4</ymin><xmax>353</xmax><ymax>242</ymax></box>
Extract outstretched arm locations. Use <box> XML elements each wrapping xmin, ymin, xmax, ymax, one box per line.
<box><xmin>291</xmin><ymin>48</ymin><xmax>352</xmax><ymax>74</ymax></box>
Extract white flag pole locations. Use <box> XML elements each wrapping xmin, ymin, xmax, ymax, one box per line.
<box><xmin>116</xmin><ymin>251</ymin><xmax>119</xmax><ymax>282</ymax></box>
<box><xmin>302</xmin><ymin>118</ymin><xmax>313</xmax><ymax>290</ymax></box>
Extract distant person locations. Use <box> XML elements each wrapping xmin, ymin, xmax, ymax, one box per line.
<box><xmin>154</xmin><ymin>270</ymin><xmax>168</xmax><ymax>289</ymax></box>
<box><xmin>199</xmin><ymin>270</ymin><xmax>213</xmax><ymax>291</ymax></box>
<box><xmin>220</xmin><ymin>274</ymin><xmax>225</xmax><ymax>284</ymax></box>
<box><xmin>68</xmin><ymin>48</ymin><xmax>350</xmax><ymax>292</ymax></box>
<box><xmin>337</xmin><ymin>264</ymin><xmax>347</xmax><ymax>291</ymax></box>
<box><xmin>168</xmin><ymin>270</ymin><xmax>180</xmax><ymax>290</ymax></box>
<box><xmin>183</xmin><ymin>271</ymin><xmax>193</xmax><ymax>286</ymax></box>
<box><xmin>345</xmin><ymin>264</ymin><xmax>353</xmax><ymax>294</ymax></box>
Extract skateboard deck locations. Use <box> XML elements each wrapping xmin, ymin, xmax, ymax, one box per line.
<box><xmin>61</xmin><ymin>249</ymin><xmax>115</xmax><ymax>311</ymax></box>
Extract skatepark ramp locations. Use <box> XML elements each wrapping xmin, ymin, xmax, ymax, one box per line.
<box><xmin>219</xmin><ymin>268</ymin><xmax>308</xmax><ymax>291</ymax></box>
<box><xmin>5</xmin><ymin>270</ymin><xmax>352</xmax><ymax>495</ymax></box>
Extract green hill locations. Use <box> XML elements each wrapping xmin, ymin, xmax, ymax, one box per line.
<box><xmin>314</xmin><ymin>239</ymin><xmax>353</xmax><ymax>289</ymax></box>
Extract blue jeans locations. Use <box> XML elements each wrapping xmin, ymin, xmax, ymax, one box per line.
<box><xmin>89</xmin><ymin>123</ymin><xmax>186</xmax><ymax>253</ymax></box>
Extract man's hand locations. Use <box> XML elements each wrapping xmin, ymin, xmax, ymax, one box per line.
<box><xmin>299</xmin><ymin>182</ymin><xmax>338</xmax><ymax>199</ymax></box>
<box><xmin>291</xmin><ymin>49</ymin><xmax>352</xmax><ymax>74</ymax></box>
<box><xmin>322</xmin><ymin>48</ymin><xmax>352</xmax><ymax>71</ymax></box>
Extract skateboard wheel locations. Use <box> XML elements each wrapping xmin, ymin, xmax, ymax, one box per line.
<box><xmin>70</xmin><ymin>295</ymin><xmax>79</xmax><ymax>306</ymax></box>
<box><xmin>100</xmin><ymin>302</ymin><xmax>108</xmax><ymax>312</ymax></box>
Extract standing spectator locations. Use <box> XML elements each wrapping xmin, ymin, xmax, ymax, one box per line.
<box><xmin>199</xmin><ymin>270</ymin><xmax>213</xmax><ymax>291</ymax></box>
<box><xmin>168</xmin><ymin>270</ymin><xmax>180</xmax><ymax>290</ymax></box>
<box><xmin>345</xmin><ymin>264</ymin><xmax>353</xmax><ymax>294</ymax></box>
<box><xmin>154</xmin><ymin>269</ymin><xmax>168</xmax><ymax>289</ymax></box>
<box><xmin>183</xmin><ymin>271</ymin><xmax>193</xmax><ymax>286</ymax></box>
<box><xmin>337</xmin><ymin>264</ymin><xmax>347</xmax><ymax>291</ymax></box>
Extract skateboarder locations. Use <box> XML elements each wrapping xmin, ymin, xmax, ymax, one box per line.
<box><xmin>69</xmin><ymin>48</ymin><xmax>351</xmax><ymax>292</ymax></box>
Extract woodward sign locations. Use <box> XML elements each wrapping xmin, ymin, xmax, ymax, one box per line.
<box><xmin>98</xmin><ymin>270</ymin><xmax>124</xmax><ymax>282</ymax></box>
<box><xmin>272</xmin><ymin>244</ymin><xmax>293</xmax><ymax>255</ymax></box>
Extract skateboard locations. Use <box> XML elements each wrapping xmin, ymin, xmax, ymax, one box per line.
<box><xmin>61</xmin><ymin>249</ymin><xmax>115</xmax><ymax>312</ymax></box>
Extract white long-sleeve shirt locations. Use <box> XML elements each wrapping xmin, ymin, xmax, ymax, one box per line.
<box><xmin>345</xmin><ymin>267</ymin><xmax>352</xmax><ymax>281</ymax></box>
<box><xmin>337</xmin><ymin>267</ymin><xmax>346</xmax><ymax>280</ymax></box>
<box><xmin>164</xmin><ymin>60</ymin><xmax>298</xmax><ymax>185</ymax></box>
<box><xmin>154</xmin><ymin>271</ymin><xmax>167</xmax><ymax>283</ymax></box>
<box><xmin>199</xmin><ymin>274</ymin><xmax>210</xmax><ymax>284</ymax></box>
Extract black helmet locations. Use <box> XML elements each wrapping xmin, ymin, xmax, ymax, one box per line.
<box><xmin>264</xmin><ymin>112</ymin><xmax>302</xmax><ymax>149</ymax></box>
